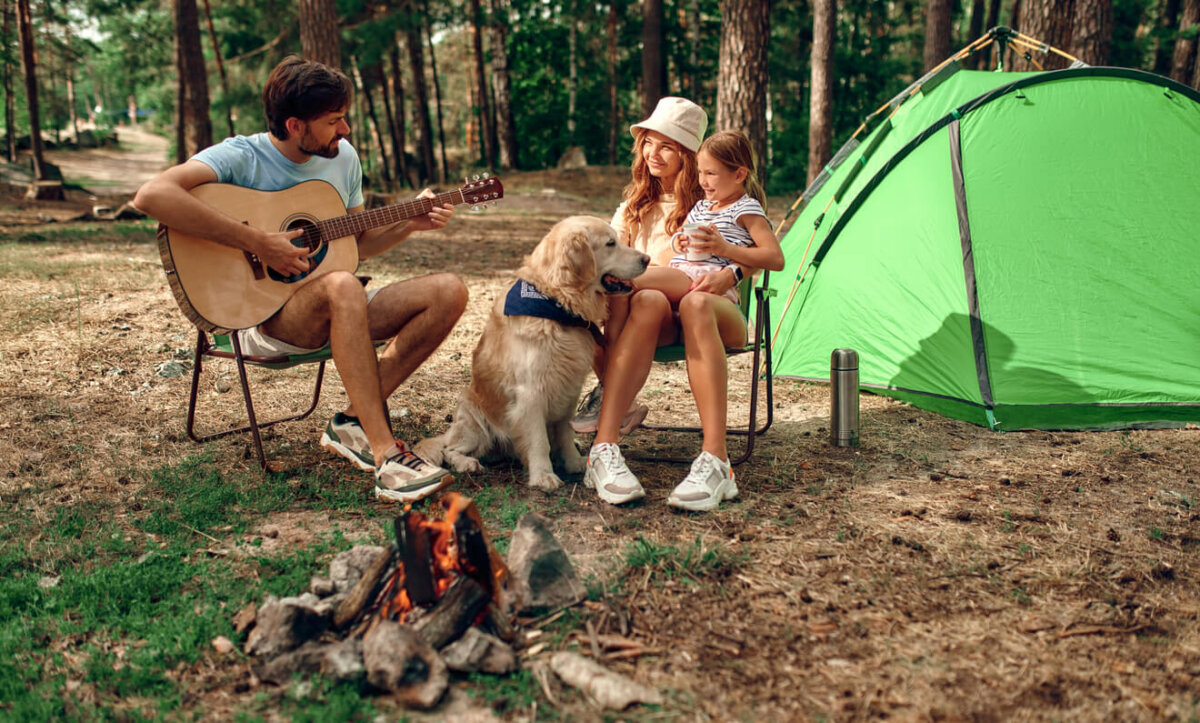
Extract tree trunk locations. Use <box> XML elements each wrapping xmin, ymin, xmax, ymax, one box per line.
<box><xmin>469</xmin><ymin>0</ymin><xmax>495</xmax><ymax>168</ymax></box>
<box><xmin>404</xmin><ymin>6</ymin><xmax>436</xmax><ymax>185</ymax></box>
<box><xmin>200</xmin><ymin>0</ymin><xmax>235</xmax><ymax>137</ymax></box>
<box><xmin>16</xmin><ymin>0</ymin><xmax>46</xmax><ymax>181</ymax></box>
<box><xmin>388</xmin><ymin>43</ymin><xmax>412</xmax><ymax>187</ymax></box>
<box><xmin>297</xmin><ymin>0</ymin><xmax>341</xmax><ymax>69</ymax></box>
<box><xmin>1152</xmin><ymin>0</ymin><xmax>1181</xmax><ymax>75</ymax></box>
<box><xmin>641</xmin><ymin>0</ymin><xmax>665</xmax><ymax>116</ymax></box>
<box><xmin>488</xmin><ymin>0</ymin><xmax>518</xmax><ymax>168</ymax></box>
<box><xmin>607</xmin><ymin>0</ymin><xmax>620</xmax><ymax>165</ymax></box>
<box><xmin>353</xmin><ymin>60</ymin><xmax>391</xmax><ymax>186</ymax></box>
<box><xmin>966</xmin><ymin>0</ymin><xmax>986</xmax><ymax>67</ymax></box>
<box><xmin>1070</xmin><ymin>0</ymin><xmax>1112</xmax><ymax>64</ymax></box>
<box><xmin>423</xmin><ymin>4</ymin><xmax>449</xmax><ymax>183</ymax></box>
<box><xmin>923</xmin><ymin>0</ymin><xmax>954</xmax><ymax>71</ymax></box>
<box><xmin>808</xmin><ymin>0</ymin><xmax>835</xmax><ymax>185</ymax></box>
<box><xmin>717</xmin><ymin>0</ymin><xmax>769</xmax><ymax>184</ymax></box>
<box><xmin>568</xmin><ymin>14</ymin><xmax>577</xmax><ymax>141</ymax></box>
<box><xmin>687</xmin><ymin>0</ymin><xmax>699</xmax><ymax>96</ymax></box>
<box><xmin>173</xmin><ymin>0</ymin><xmax>213</xmax><ymax>162</ymax></box>
<box><xmin>3</xmin><ymin>0</ymin><xmax>16</xmax><ymax>163</ymax></box>
<box><xmin>1014</xmin><ymin>0</ymin><xmax>1075</xmax><ymax>70</ymax></box>
<box><xmin>66</xmin><ymin>64</ymin><xmax>79</xmax><ymax>141</ymax></box>
<box><xmin>1171</xmin><ymin>0</ymin><xmax>1199</xmax><ymax>84</ymax></box>
<box><xmin>981</xmin><ymin>0</ymin><xmax>1001</xmax><ymax>68</ymax></box>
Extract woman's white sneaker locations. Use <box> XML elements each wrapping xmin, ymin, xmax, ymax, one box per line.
<box><xmin>583</xmin><ymin>443</ymin><xmax>645</xmax><ymax>505</ymax></box>
<box><xmin>667</xmin><ymin>451</ymin><xmax>737</xmax><ymax>512</ymax></box>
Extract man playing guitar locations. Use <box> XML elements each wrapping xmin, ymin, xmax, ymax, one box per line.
<box><xmin>134</xmin><ymin>55</ymin><xmax>465</xmax><ymax>503</ymax></box>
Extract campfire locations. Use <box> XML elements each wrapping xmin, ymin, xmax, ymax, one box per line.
<box><xmin>335</xmin><ymin>492</ymin><xmax>516</xmax><ymax>646</ymax></box>
<box><xmin>233</xmin><ymin>492</ymin><xmax>661</xmax><ymax>712</ymax></box>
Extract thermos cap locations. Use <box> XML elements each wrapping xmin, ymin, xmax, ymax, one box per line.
<box><xmin>831</xmin><ymin>348</ymin><xmax>858</xmax><ymax>370</ymax></box>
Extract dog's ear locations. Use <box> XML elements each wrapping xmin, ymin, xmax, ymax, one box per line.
<box><xmin>538</xmin><ymin>227</ymin><xmax>596</xmax><ymax>291</ymax></box>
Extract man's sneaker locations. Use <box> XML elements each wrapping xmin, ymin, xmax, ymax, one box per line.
<box><xmin>570</xmin><ymin>383</ymin><xmax>650</xmax><ymax>436</ymax></box>
<box><xmin>667</xmin><ymin>451</ymin><xmax>738</xmax><ymax>512</ymax></box>
<box><xmin>583</xmin><ymin>443</ymin><xmax>645</xmax><ymax>505</ymax></box>
<box><xmin>375</xmin><ymin>442</ymin><xmax>453</xmax><ymax>503</ymax></box>
<box><xmin>320</xmin><ymin>413</ymin><xmax>374</xmax><ymax>471</ymax></box>
<box><xmin>570</xmin><ymin>383</ymin><xmax>605</xmax><ymax>433</ymax></box>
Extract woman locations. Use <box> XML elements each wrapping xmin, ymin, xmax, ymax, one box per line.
<box><xmin>582</xmin><ymin>97</ymin><xmax>784</xmax><ymax>512</ymax></box>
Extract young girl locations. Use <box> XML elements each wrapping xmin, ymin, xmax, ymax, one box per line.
<box><xmin>627</xmin><ymin>130</ymin><xmax>782</xmax><ymax>317</ymax></box>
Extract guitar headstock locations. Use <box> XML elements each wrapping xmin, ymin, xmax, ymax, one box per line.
<box><xmin>461</xmin><ymin>175</ymin><xmax>504</xmax><ymax>210</ymax></box>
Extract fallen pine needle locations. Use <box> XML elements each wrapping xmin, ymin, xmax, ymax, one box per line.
<box><xmin>1057</xmin><ymin>624</ymin><xmax>1150</xmax><ymax>639</ymax></box>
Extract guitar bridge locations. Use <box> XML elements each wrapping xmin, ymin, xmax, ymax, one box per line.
<box><xmin>244</xmin><ymin>250</ymin><xmax>265</xmax><ymax>280</ymax></box>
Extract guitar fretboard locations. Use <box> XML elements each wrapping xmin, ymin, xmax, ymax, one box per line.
<box><xmin>309</xmin><ymin>189</ymin><xmax>466</xmax><ymax>245</ymax></box>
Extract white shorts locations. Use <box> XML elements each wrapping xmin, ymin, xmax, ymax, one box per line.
<box><xmin>669</xmin><ymin>262</ymin><xmax>741</xmax><ymax>305</ymax></box>
<box><xmin>236</xmin><ymin>286</ymin><xmax>382</xmax><ymax>357</ymax></box>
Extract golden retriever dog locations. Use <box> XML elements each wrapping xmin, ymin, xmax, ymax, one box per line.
<box><xmin>415</xmin><ymin>216</ymin><xmax>648</xmax><ymax>490</ymax></box>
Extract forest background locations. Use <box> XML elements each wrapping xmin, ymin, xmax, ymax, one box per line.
<box><xmin>3</xmin><ymin>0</ymin><xmax>1200</xmax><ymax>200</ymax></box>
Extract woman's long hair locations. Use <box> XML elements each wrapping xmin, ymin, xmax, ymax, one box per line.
<box><xmin>698</xmin><ymin>130</ymin><xmax>767</xmax><ymax>208</ymax></box>
<box><xmin>620</xmin><ymin>128</ymin><xmax>704</xmax><ymax>241</ymax></box>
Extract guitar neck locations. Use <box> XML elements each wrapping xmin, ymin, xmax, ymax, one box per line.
<box><xmin>317</xmin><ymin>188</ymin><xmax>465</xmax><ymax>239</ymax></box>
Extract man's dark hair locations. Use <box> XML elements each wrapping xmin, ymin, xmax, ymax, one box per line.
<box><xmin>263</xmin><ymin>56</ymin><xmax>352</xmax><ymax>140</ymax></box>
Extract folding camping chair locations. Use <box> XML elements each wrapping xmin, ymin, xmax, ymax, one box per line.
<box><xmin>631</xmin><ymin>271</ymin><xmax>776</xmax><ymax>465</ymax></box>
<box><xmin>186</xmin><ymin>329</ymin><xmax>335</xmax><ymax>470</ymax></box>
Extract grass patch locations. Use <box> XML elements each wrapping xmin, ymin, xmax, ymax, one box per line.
<box><xmin>623</xmin><ymin>536</ymin><xmax>749</xmax><ymax>587</ymax></box>
<box><xmin>0</xmin><ymin>454</ymin><xmax>385</xmax><ymax>718</ymax></box>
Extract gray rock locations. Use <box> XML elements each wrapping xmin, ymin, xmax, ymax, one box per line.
<box><xmin>440</xmin><ymin>627</ymin><xmax>518</xmax><ymax>674</ymax></box>
<box><xmin>257</xmin><ymin>641</ymin><xmax>328</xmax><ymax>685</ymax></box>
<box><xmin>556</xmin><ymin>146</ymin><xmax>587</xmax><ymax>169</ymax></box>
<box><xmin>506</xmin><ymin>513</ymin><xmax>585</xmax><ymax>614</ymax></box>
<box><xmin>363</xmin><ymin>621</ymin><xmax>447</xmax><ymax>710</ymax></box>
<box><xmin>329</xmin><ymin>545</ymin><xmax>386</xmax><ymax>594</ymax></box>
<box><xmin>155</xmin><ymin>361</ymin><xmax>188</xmax><ymax>378</ymax></box>
<box><xmin>321</xmin><ymin>638</ymin><xmax>365</xmax><ymax>683</ymax></box>
<box><xmin>243</xmin><ymin>596</ymin><xmax>329</xmax><ymax>657</ymax></box>
<box><xmin>310</xmin><ymin>576</ymin><xmax>336</xmax><ymax>597</ymax></box>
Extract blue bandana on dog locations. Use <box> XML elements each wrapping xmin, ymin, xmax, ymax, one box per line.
<box><xmin>504</xmin><ymin>279</ymin><xmax>603</xmax><ymax>344</ymax></box>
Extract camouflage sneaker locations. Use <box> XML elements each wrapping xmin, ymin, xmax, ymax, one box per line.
<box><xmin>320</xmin><ymin>413</ymin><xmax>374</xmax><ymax>472</ymax></box>
<box><xmin>375</xmin><ymin>442</ymin><xmax>453</xmax><ymax>503</ymax></box>
<box><xmin>570</xmin><ymin>383</ymin><xmax>649</xmax><ymax>436</ymax></box>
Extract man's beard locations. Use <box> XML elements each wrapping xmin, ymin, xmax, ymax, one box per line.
<box><xmin>299</xmin><ymin>129</ymin><xmax>341</xmax><ymax>159</ymax></box>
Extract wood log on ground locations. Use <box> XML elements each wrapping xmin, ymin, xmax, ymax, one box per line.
<box><xmin>414</xmin><ymin>575</ymin><xmax>489</xmax><ymax>649</ymax></box>
<box><xmin>334</xmin><ymin>544</ymin><xmax>394</xmax><ymax>629</ymax></box>
<box><xmin>25</xmin><ymin>180</ymin><xmax>63</xmax><ymax>200</ymax></box>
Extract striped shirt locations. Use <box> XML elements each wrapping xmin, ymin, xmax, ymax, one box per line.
<box><xmin>670</xmin><ymin>194</ymin><xmax>767</xmax><ymax>273</ymax></box>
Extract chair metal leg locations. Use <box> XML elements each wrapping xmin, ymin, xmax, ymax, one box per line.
<box><xmin>629</xmin><ymin>286</ymin><xmax>775</xmax><ymax>467</ymax></box>
<box><xmin>184</xmin><ymin>330</ymin><xmax>327</xmax><ymax>471</ymax></box>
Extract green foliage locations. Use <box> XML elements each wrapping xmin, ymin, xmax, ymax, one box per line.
<box><xmin>0</xmin><ymin>450</ymin><xmax>387</xmax><ymax>718</ymax></box>
<box><xmin>622</xmin><ymin>535</ymin><xmax>748</xmax><ymax>587</ymax></box>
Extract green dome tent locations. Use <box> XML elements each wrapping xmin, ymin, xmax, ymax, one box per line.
<box><xmin>767</xmin><ymin>30</ymin><xmax>1200</xmax><ymax>430</ymax></box>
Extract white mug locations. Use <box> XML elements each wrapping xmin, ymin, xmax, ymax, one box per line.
<box><xmin>671</xmin><ymin>222</ymin><xmax>712</xmax><ymax>262</ymax></box>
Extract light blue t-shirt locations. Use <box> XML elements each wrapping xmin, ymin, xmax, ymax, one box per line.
<box><xmin>191</xmin><ymin>133</ymin><xmax>364</xmax><ymax>209</ymax></box>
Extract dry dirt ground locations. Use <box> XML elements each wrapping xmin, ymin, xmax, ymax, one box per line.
<box><xmin>1</xmin><ymin>134</ymin><xmax>1198</xmax><ymax>720</ymax></box>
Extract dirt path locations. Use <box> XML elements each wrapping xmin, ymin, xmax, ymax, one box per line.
<box><xmin>43</xmin><ymin>125</ymin><xmax>171</xmax><ymax>196</ymax></box>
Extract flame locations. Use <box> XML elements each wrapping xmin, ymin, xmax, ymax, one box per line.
<box><xmin>374</xmin><ymin>492</ymin><xmax>510</xmax><ymax>624</ymax></box>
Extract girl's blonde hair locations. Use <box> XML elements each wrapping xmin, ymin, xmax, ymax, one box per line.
<box><xmin>620</xmin><ymin>128</ymin><xmax>704</xmax><ymax>240</ymax></box>
<box><xmin>698</xmin><ymin>130</ymin><xmax>766</xmax><ymax>208</ymax></box>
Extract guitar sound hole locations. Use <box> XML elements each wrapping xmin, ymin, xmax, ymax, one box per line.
<box><xmin>267</xmin><ymin>219</ymin><xmax>330</xmax><ymax>283</ymax></box>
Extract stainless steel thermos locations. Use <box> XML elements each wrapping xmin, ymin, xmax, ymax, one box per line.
<box><xmin>830</xmin><ymin>349</ymin><xmax>859</xmax><ymax>446</ymax></box>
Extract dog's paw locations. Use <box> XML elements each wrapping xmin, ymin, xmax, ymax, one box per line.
<box><xmin>444</xmin><ymin>450</ymin><xmax>484</xmax><ymax>474</ymax></box>
<box><xmin>528</xmin><ymin>471</ymin><xmax>564</xmax><ymax>491</ymax></box>
<box><xmin>562</xmin><ymin>453</ymin><xmax>586</xmax><ymax>475</ymax></box>
<box><xmin>411</xmin><ymin>437</ymin><xmax>444</xmax><ymax>466</ymax></box>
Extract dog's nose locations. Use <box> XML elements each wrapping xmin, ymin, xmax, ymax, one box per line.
<box><xmin>640</xmin><ymin>254</ymin><xmax>650</xmax><ymax>267</ymax></box>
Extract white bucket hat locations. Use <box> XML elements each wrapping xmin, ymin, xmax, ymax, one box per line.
<box><xmin>630</xmin><ymin>97</ymin><xmax>708</xmax><ymax>153</ymax></box>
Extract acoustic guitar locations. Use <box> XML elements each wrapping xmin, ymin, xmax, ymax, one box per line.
<box><xmin>157</xmin><ymin>177</ymin><xmax>503</xmax><ymax>334</ymax></box>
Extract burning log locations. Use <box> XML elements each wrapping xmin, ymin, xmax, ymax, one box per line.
<box><xmin>414</xmin><ymin>576</ymin><xmax>490</xmax><ymax>650</ymax></box>
<box><xmin>333</xmin><ymin>544</ymin><xmax>395</xmax><ymax>630</ymax></box>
